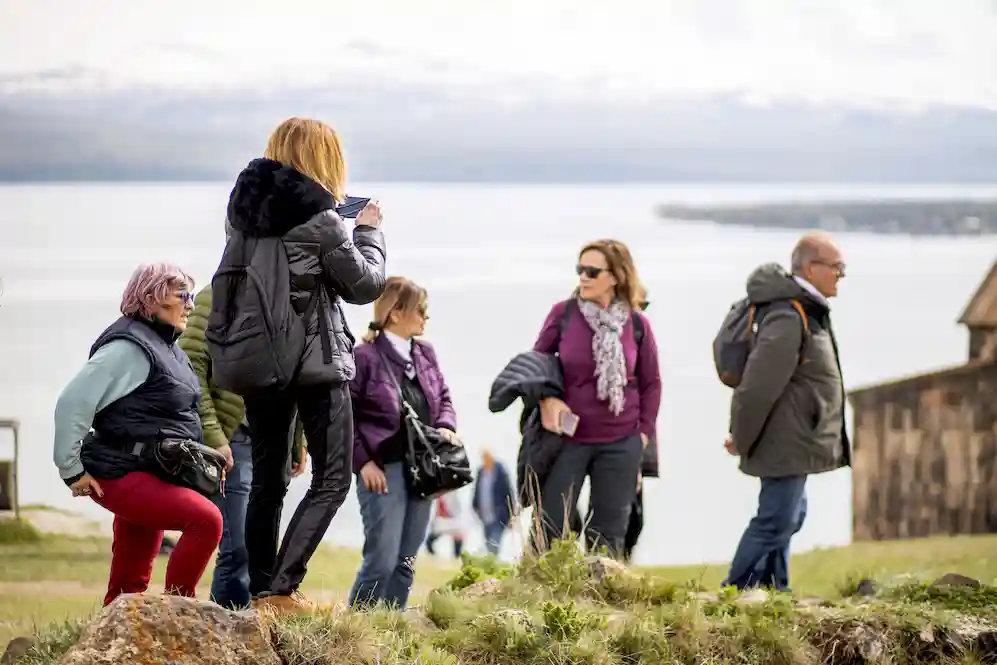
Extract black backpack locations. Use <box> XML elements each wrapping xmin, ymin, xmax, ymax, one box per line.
<box><xmin>205</xmin><ymin>232</ymin><xmax>317</xmax><ymax>395</ymax></box>
<box><xmin>712</xmin><ymin>298</ymin><xmax>809</xmax><ymax>388</ymax></box>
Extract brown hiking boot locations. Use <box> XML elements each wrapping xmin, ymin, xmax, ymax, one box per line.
<box><xmin>252</xmin><ymin>591</ymin><xmax>317</xmax><ymax>615</ymax></box>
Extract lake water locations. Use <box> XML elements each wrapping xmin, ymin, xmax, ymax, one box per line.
<box><xmin>2</xmin><ymin>181</ymin><xmax>997</xmax><ymax>567</ymax></box>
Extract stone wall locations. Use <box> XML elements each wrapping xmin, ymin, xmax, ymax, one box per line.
<box><xmin>848</xmin><ymin>361</ymin><xmax>997</xmax><ymax>541</ymax></box>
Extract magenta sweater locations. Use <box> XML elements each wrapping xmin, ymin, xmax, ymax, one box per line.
<box><xmin>533</xmin><ymin>300</ymin><xmax>662</xmax><ymax>444</ymax></box>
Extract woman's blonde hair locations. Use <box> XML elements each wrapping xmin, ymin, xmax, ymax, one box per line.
<box><xmin>575</xmin><ymin>239</ymin><xmax>647</xmax><ymax>309</ymax></box>
<box><xmin>362</xmin><ymin>276</ymin><xmax>428</xmax><ymax>343</ymax></box>
<box><xmin>264</xmin><ymin>117</ymin><xmax>347</xmax><ymax>202</ymax></box>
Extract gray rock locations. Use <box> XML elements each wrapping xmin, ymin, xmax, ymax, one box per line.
<box><xmin>854</xmin><ymin>578</ymin><xmax>878</xmax><ymax>597</ymax></box>
<box><xmin>930</xmin><ymin>573</ymin><xmax>982</xmax><ymax>589</ymax></box>
<box><xmin>471</xmin><ymin>608</ymin><xmax>538</xmax><ymax>633</ymax></box>
<box><xmin>58</xmin><ymin>593</ymin><xmax>279</xmax><ymax>665</ymax></box>
<box><xmin>1</xmin><ymin>636</ymin><xmax>36</xmax><ymax>664</ymax></box>
<box><xmin>459</xmin><ymin>577</ymin><xmax>503</xmax><ymax>600</ymax></box>
<box><xmin>582</xmin><ymin>556</ymin><xmax>630</xmax><ymax>582</ymax></box>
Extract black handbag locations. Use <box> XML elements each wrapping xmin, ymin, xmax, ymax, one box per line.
<box><xmin>376</xmin><ymin>352</ymin><xmax>472</xmax><ymax>500</ymax></box>
<box><xmin>144</xmin><ymin>438</ymin><xmax>228</xmax><ymax>497</ymax></box>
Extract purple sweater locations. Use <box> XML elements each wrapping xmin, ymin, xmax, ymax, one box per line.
<box><xmin>534</xmin><ymin>299</ymin><xmax>662</xmax><ymax>444</ymax></box>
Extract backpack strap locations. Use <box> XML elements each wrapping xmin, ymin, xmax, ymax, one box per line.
<box><xmin>752</xmin><ymin>299</ymin><xmax>809</xmax><ymax>365</ymax></box>
<box><xmin>557</xmin><ymin>298</ymin><xmax>646</xmax><ymax>361</ymax></box>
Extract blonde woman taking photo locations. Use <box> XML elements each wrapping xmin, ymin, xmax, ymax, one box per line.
<box><xmin>220</xmin><ymin>117</ymin><xmax>387</xmax><ymax>614</ymax></box>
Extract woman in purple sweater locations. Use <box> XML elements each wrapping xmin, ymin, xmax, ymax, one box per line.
<box><xmin>348</xmin><ymin>276</ymin><xmax>458</xmax><ymax>608</ymax></box>
<box><xmin>534</xmin><ymin>239</ymin><xmax>662</xmax><ymax>558</ymax></box>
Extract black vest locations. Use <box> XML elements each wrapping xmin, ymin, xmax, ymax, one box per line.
<box><xmin>81</xmin><ymin>316</ymin><xmax>203</xmax><ymax>479</ymax></box>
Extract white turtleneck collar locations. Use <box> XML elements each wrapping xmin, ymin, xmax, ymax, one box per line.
<box><xmin>383</xmin><ymin>329</ymin><xmax>416</xmax><ymax>378</ymax></box>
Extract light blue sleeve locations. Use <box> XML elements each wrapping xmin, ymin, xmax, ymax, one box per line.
<box><xmin>52</xmin><ymin>339</ymin><xmax>151</xmax><ymax>481</ymax></box>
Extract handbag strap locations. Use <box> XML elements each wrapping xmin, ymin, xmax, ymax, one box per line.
<box><xmin>374</xmin><ymin>349</ymin><xmax>431</xmax><ymax>459</ymax></box>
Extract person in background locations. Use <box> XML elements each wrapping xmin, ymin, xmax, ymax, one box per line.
<box><xmin>52</xmin><ymin>263</ymin><xmax>223</xmax><ymax>606</ymax></box>
<box><xmin>723</xmin><ymin>233</ymin><xmax>850</xmax><ymax>591</ymax></box>
<box><xmin>471</xmin><ymin>449</ymin><xmax>516</xmax><ymax>556</ymax></box>
<box><xmin>227</xmin><ymin>117</ymin><xmax>387</xmax><ymax>615</ymax></box>
<box><xmin>533</xmin><ymin>239</ymin><xmax>662</xmax><ymax>559</ymax></box>
<box><xmin>178</xmin><ymin>282</ymin><xmax>308</xmax><ymax>610</ymax></box>
<box><xmin>425</xmin><ymin>492</ymin><xmax>466</xmax><ymax>559</ymax></box>
<box><xmin>348</xmin><ymin>276</ymin><xmax>458</xmax><ymax>609</ymax></box>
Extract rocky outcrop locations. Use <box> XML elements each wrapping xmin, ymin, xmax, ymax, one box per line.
<box><xmin>58</xmin><ymin>594</ymin><xmax>278</xmax><ymax>665</ymax></box>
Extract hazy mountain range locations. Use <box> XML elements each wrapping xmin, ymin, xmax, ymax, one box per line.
<box><xmin>2</xmin><ymin>68</ymin><xmax>997</xmax><ymax>183</ymax></box>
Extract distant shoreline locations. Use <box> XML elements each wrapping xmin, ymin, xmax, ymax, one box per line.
<box><xmin>655</xmin><ymin>199</ymin><xmax>997</xmax><ymax>236</ymax></box>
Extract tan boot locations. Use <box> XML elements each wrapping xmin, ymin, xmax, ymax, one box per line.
<box><xmin>252</xmin><ymin>591</ymin><xmax>317</xmax><ymax>616</ymax></box>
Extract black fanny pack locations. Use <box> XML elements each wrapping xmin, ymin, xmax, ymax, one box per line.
<box><xmin>131</xmin><ymin>438</ymin><xmax>227</xmax><ymax>497</ymax></box>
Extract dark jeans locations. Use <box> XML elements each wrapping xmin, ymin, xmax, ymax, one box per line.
<box><xmin>210</xmin><ymin>427</ymin><xmax>253</xmax><ymax>609</ymax></box>
<box><xmin>723</xmin><ymin>475</ymin><xmax>808</xmax><ymax>591</ymax></box>
<box><xmin>245</xmin><ymin>383</ymin><xmax>353</xmax><ymax>597</ymax></box>
<box><xmin>483</xmin><ymin>521</ymin><xmax>505</xmax><ymax>556</ymax></box>
<box><xmin>537</xmin><ymin>433</ymin><xmax>643</xmax><ymax>558</ymax></box>
<box><xmin>349</xmin><ymin>463</ymin><xmax>432</xmax><ymax>609</ymax></box>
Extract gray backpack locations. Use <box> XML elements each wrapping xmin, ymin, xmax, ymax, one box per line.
<box><xmin>713</xmin><ymin>298</ymin><xmax>809</xmax><ymax>388</ymax></box>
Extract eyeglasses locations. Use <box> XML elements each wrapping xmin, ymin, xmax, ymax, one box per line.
<box><xmin>417</xmin><ymin>304</ymin><xmax>429</xmax><ymax>319</ymax></box>
<box><xmin>576</xmin><ymin>265</ymin><xmax>607</xmax><ymax>279</ymax></box>
<box><xmin>177</xmin><ymin>290</ymin><xmax>195</xmax><ymax>306</ymax></box>
<box><xmin>811</xmin><ymin>260</ymin><xmax>846</xmax><ymax>278</ymax></box>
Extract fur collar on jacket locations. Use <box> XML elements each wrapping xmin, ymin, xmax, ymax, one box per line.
<box><xmin>226</xmin><ymin>158</ymin><xmax>336</xmax><ymax>238</ymax></box>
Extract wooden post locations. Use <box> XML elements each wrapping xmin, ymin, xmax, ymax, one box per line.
<box><xmin>0</xmin><ymin>418</ymin><xmax>19</xmax><ymax>519</ymax></box>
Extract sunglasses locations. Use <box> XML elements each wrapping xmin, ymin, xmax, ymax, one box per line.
<box><xmin>576</xmin><ymin>264</ymin><xmax>608</xmax><ymax>279</ymax></box>
<box><xmin>178</xmin><ymin>290</ymin><xmax>195</xmax><ymax>306</ymax></box>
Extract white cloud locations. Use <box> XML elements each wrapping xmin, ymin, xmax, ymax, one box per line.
<box><xmin>1</xmin><ymin>0</ymin><xmax>996</xmax><ymax>107</ymax></box>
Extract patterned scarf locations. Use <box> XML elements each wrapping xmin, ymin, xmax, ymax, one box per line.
<box><xmin>577</xmin><ymin>297</ymin><xmax>631</xmax><ymax>416</ymax></box>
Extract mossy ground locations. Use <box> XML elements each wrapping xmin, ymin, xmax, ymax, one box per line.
<box><xmin>10</xmin><ymin>536</ymin><xmax>997</xmax><ymax>665</ymax></box>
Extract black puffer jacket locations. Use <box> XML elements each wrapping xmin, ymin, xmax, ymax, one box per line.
<box><xmin>227</xmin><ymin>158</ymin><xmax>386</xmax><ymax>384</ymax></box>
<box><xmin>488</xmin><ymin>351</ymin><xmax>565</xmax><ymax>508</ymax></box>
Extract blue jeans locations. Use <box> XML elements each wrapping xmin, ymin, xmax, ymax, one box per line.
<box><xmin>210</xmin><ymin>428</ymin><xmax>253</xmax><ymax>609</ymax></box>
<box><xmin>349</xmin><ymin>462</ymin><xmax>432</xmax><ymax>609</ymax></box>
<box><xmin>723</xmin><ymin>475</ymin><xmax>808</xmax><ymax>591</ymax></box>
<box><xmin>483</xmin><ymin>521</ymin><xmax>505</xmax><ymax>556</ymax></box>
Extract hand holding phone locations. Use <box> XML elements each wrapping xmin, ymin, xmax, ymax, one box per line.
<box><xmin>558</xmin><ymin>410</ymin><xmax>580</xmax><ymax>437</ymax></box>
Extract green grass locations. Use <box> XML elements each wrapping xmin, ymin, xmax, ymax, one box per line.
<box><xmin>643</xmin><ymin>534</ymin><xmax>997</xmax><ymax>598</ymax></box>
<box><xmin>0</xmin><ymin>533</ymin><xmax>458</xmax><ymax>645</ymax></box>
<box><xmin>0</xmin><ymin>518</ymin><xmax>42</xmax><ymax>545</ymax></box>
<box><xmin>6</xmin><ymin>531</ymin><xmax>997</xmax><ymax>663</ymax></box>
<box><xmin>17</xmin><ymin>539</ymin><xmax>997</xmax><ymax>665</ymax></box>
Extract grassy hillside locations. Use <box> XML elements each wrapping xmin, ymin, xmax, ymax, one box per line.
<box><xmin>3</xmin><ymin>511</ymin><xmax>997</xmax><ymax>648</ymax></box>
<box><xmin>11</xmin><ymin>536</ymin><xmax>997</xmax><ymax>665</ymax></box>
<box><xmin>0</xmin><ymin>521</ymin><xmax>458</xmax><ymax>645</ymax></box>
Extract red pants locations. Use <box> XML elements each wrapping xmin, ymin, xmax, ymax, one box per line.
<box><xmin>92</xmin><ymin>471</ymin><xmax>223</xmax><ymax>606</ymax></box>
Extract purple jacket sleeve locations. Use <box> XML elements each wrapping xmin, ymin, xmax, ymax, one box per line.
<box><xmin>421</xmin><ymin>341</ymin><xmax>457</xmax><ymax>431</ymax></box>
<box><xmin>350</xmin><ymin>348</ymin><xmax>371</xmax><ymax>472</ymax></box>
<box><xmin>533</xmin><ymin>301</ymin><xmax>568</xmax><ymax>353</ymax></box>
<box><xmin>636</xmin><ymin>312</ymin><xmax>662</xmax><ymax>440</ymax></box>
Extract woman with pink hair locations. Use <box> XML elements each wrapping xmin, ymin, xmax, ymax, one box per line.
<box><xmin>53</xmin><ymin>263</ymin><xmax>224</xmax><ymax>606</ymax></box>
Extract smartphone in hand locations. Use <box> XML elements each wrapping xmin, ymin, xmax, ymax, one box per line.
<box><xmin>559</xmin><ymin>410</ymin><xmax>580</xmax><ymax>437</ymax></box>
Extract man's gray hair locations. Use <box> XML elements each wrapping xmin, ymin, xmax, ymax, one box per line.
<box><xmin>790</xmin><ymin>234</ymin><xmax>826</xmax><ymax>275</ymax></box>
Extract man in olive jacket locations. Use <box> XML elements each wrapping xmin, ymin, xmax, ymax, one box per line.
<box><xmin>723</xmin><ymin>233</ymin><xmax>850</xmax><ymax>592</ymax></box>
<box><xmin>179</xmin><ymin>284</ymin><xmax>306</xmax><ymax>609</ymax></box>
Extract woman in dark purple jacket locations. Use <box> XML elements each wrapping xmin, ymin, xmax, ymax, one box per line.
<box><xmin>347</xmin><ymin>276</ymin><xmax>458</xmax><ymax>608</ymax></box>
<box><xmin>534</xmin><ymin>239</ymin><xmax>662</xmax><ymax>559</ymax></box>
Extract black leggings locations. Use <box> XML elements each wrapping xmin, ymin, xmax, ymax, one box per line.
<box><xmin>244</xmin><ymin>382</ymin><xmax>353</xmax><ymax>596</ymax></box>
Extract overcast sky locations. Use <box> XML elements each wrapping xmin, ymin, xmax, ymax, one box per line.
<box><xmin>2</xmin><ymin>1</ymin><xmax>997</xmax><ymax>181</ymax></box>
